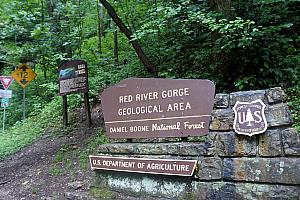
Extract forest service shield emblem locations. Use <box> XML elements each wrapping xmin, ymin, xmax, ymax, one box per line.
<box><xmin>233</xmin><ymin>99</ymin><xmax>267</xmax><ymax>136</ymax></box>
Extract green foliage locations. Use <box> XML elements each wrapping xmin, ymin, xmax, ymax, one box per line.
<box><xmin>133</xmin><ymin>0</ymin><xmax>299</xmax><ymax>91</ymax></box>
<box><xmin>50</xmin><ymin>128</ymin><xmax>108</xmax><ymax>174</ymax></box>
<box><xmin>0</xmin><ymin>96</ymin><xmax>63</xmax><ymax>160</ymax></box>
<box><xmin>0</xmin><ymin>0</ymin><xmax>299</xmax><ymax>159</ymax></box>
<box><xmin>287</xmin><ymin>86</ymin><xmax>300</xmax><ymax>132</ymax></box>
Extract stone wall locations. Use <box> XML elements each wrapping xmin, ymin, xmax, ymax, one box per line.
<box><xmin>94</xmin><ymin>87</ymin><xmax>300</xmax><ymax>200</ymax></box>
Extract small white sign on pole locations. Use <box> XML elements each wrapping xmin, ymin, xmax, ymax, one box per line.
<box><xmin>0</xmin><ymin>89</ymin><xmax>12</xmax><ymax>98</ymax></box>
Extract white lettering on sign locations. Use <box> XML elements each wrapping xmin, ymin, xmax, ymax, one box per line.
<box><xmin>161</xmin><ymin>88</ymin><xmax>190</xmax><ymax>99</ymax></box>
<box><xmin>59</xmin><ymin>77</ymin><xmax>86</xmax><ymax>94</ymax></box>
<box><xmin>90</xmin><ymin>156</ymin><xmax>198</xmax><ymax>176</ymax></box>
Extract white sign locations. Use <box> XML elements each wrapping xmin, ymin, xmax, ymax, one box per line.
<box><xmin>0</xmin><ymin>89</ymin><xmax>12</xmax><ymax>98</ymax></box>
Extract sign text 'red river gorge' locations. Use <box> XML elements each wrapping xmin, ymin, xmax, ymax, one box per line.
<box><xmin>101</xmin><ymin>79</ymin><xmax>215</xmax><ymax>138</ymax></box>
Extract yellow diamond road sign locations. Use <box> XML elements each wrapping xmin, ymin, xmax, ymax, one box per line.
<box><xmin>11</xmin><ymin>64</ymin><xmax>37</xmax><ymax>88</ymax></box>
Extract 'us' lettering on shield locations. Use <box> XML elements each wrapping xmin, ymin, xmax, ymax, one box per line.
<box><xmin>233</xmin><ymin>99</ymin><xmax>267</xmax><ymax>136</ymax></box>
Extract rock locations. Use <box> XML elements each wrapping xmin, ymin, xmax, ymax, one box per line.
<box><xmin>179</xmin><ymin>143</ymin><xmax>207</xmax><ymax>156</ymax></box>
<box><xmin>65</xmin><ymin>192</ymin><xmax>97</xmax><ymax>200</ymax></box>
<box><xmin>282</xmin><ymin>128</ymin><xmax>300</xmax><ymax>156</ymax></box>
<box><xmin>223</xmin><ymin>157</ymin><xmax>300</xmax><ymax>184</ymax></box>
<box><xmin>229</xmin><ymin>90</ymin><xmax>266</xmax><ymax>106</ymax></box>
<box><xmin>266</xmin><ymin>103</ymin><xmax>293</xmax><ymax>127</ymax></box>
<box><xmin>266</xmin><ymin>87</ymin><xmax>287</xmax><ymax>103</ymax></box>
<box><xmin>67</xmin><ymin>181</ymin><xmax>84</xmax><ymax>190</ymax></box>
<box><xmin>214</xmin><ymin>93</ymin><xmax>229</xmax><ymax>108</ymax></box>
<box><xmin>210</xmin><ymin>109</ymin><xmax>234</xmax><ymax>131</ymax></box>
<box><xmin>195</xmin><ymin>182</ymin><xmax>300</xmax><ymax>200</ymax></box>
<box><xmin>97</xmin><ymin>143</ymin><xmax>180</xmax><ymax>155</ymax></box>
<box><xmin>196</xmin><ymin>157</ymin><xmax>222</xmax><ymax>180</ymax></box>
<box><xmin>206</xmin><ymin>132</ymin><xmax>257</xmax><ymax>156</ymax></box>
<box><xmin>259</xmin><ymin>129</ymin><xmax>282</xmax><ymax>156</ymax></box>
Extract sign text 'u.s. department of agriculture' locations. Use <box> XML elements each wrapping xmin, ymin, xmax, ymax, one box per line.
<box><xmin>90</xmin><ymin>155</ymin><xmax>197</xmax><ymax>176</ymax></box>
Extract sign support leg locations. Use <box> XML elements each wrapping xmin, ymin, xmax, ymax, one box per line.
<box><xmin>2</xmin><ymin>107</ymin><xmax>6</xmax><ymax>132</ymax></box>
<box><xmin>84</xmin><ymin>92</ymin><xmax>92</xmax><ymax>127</ymax></box>
<box><xmin>23</xmin><ymin>88</ymin><xmax>26</xmax><ymax>120</ymax></box>
<box><xmin>63</xmin><ymin>95</ymin><xmax>68</xmax><ymax>127</ymax></box>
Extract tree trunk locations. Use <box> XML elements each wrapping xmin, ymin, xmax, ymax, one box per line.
<box><xmin>96</xmin><ymin>1</ymin><xmax>102</xmax><ymax>54</ymax></box>
<box><xmin>99</xmin><ymin>0</ymin><xmax>157</xmax><ymax>76</ymax></box>
<box><xmin>114</xmin><ymin>25</ymin><xmax>119</xmax><ymax>66</ymax></box>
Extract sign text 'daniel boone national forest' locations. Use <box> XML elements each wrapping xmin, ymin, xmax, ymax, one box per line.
<box><xmin>101</xmin><ymin>78</ymin><xmax>215</xmax><ymax>138</ymax></box>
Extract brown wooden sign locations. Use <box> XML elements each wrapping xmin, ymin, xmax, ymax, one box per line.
<box><xmin>58</xmin><ymin>60</ymin><xmax>89</xmax><ymax>96</ymax></box>
<box><xmin>101</xmin><ymin>78</ymin><xmax>215</xmax><ymax>138</ymax></box>
<box><xmin>90</xmin><ymin>155</ymin><xmax>197</xmax><ymax>176</ymax></box>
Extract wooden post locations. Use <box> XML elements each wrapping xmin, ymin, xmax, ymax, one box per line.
<box><xmin>63</xmin><ymin>95</ymin><xmax>68</xmax><ymax>127</ymax></box>
<box><xmin>84</xmin><ymin>92</ymin><xmax>92</xmax><ymax>127</ymax></box>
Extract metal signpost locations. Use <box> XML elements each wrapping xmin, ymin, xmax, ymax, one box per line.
<box><xmin>1</xmin><ymin>98</ymin><xmax>9</xmax><ymax>132</ymax></box>
<box><xmin>11</xmin><ymin>64</ymin><xmax>37</xmax><ymax>120</ymax></box>
<box><xmin>0</xmin><ymin>76</ymin><xmax>14</xmax><ymax>132</ymax></box>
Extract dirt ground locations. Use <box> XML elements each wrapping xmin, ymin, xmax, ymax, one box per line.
<box><xmin>0</xmin><ymin>105</ymin><xmax>143</xmax><ymax>200</ymax></box>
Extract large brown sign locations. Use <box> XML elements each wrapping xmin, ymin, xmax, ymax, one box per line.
<box><xmin>101</xmin><ymin>78</ymin><xmax>215</xmax><ymax>138</ymax></box>
<box><xmin>58</xmin><ymin>60</ymin><xmax>89</xmax><ymax>96</ymax></box>
<box><xmin>90</xmin><ymin>155</ymin><xmax>197</xmax><ymax>176</ymax></box>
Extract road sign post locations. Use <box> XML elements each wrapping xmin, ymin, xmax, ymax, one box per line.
<box><xmin>1</xmin><ymin>98</ymin><xmax>9</xmax><ymax>132</ymax></box>
<box><xmin>11</xmin><ymin>64</ymin><xmax>37</xmax><ymax>120</ymax></box>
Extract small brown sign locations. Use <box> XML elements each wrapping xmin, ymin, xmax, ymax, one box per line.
<box><xmin>90</xmin><ymin>155</ymin><xmax>197</xmax><ymax>176</ymax></box>
<box><xmin>233</xmin><ymin>99</ymin><xmax>267</xmax><ymax>136</ymax></box>
<box><xmin>58</xmin><ymin>60</ymin><xmax>89</xmax><ymax>96</ymax></box>
<box><xmin>101</xmin><ymin>78</ymin><xmax>215</xmax><ymax>139</ymax></box>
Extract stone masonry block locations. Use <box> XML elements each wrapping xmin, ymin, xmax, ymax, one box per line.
<box><xmin>135</xmin><ymin>143</ymin><xmax>179</xmax><ymax>155</ymax></box>
<box><xmin>229</xmin><ymin>90</ymin><xmax>266</xmax><ymax>106</ymax></box>
<box><xmin>195</xmin><ymin>182</ymin><xmax>300</xmax><ymax>200</ymax></box>
<box><xmin>214</xmin><ymin>93</ymin><xmax>229</xmax><ymax>108</ymax></box>
<box><xmin>179</xmin><ymin>143</ymin><xmax>207</xmax><ymax>156</ymax></box>
<box><xmin>196</xmin><ymin>157</ymin><xmax>222</xmax><ymax>180</ymax></box>
<box><xmin>223</xmin><ymin>157</ymin><xmax>300</xmax><ymax>185</ymax></box>
<box><xmin>206</xmin><ymin>132</ymin><xmax>256</xmax><ymax>157</ymax></box>
<box><xmin>209</xmin><ymin>109</ymin><xmax>234</xmax><ymax>131</ymax></box>
<box><xmin>282</xmin><ymin>128</ymin><xmax>300</xmax><ymax>156</ymax></box>
<box><xmin>97</xmin><ymin>143</ymin><xmax>180</xmax><ymax>155</ymax></box>
<box><xmin>259</xmin><ymin>129</ymin><xmax>283</xmax><ymax>156</ymax></box>
<box><xmin>97</xmin><ymin>143</ymin><xmax>136</xmax><ymax>154</ymax></box>
<box><xmin>266</xmin><ymin>87</ymin><xmax>287</xmax><ymax>104</ymax></box>
<box><xmin>266</xmin><ymin>103</ymin><xmax>293</xmax><ymax>127</ymax></box>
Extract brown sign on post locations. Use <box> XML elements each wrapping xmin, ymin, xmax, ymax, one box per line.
<box><xmin>58</xmin><ymin>60</ymin><xmax>91</xmax><ymax>127</ymax></box>
<box><xmin>58</xmin><ymin>60</ymin><xmax>89</xmax><ymax>96</ymax></box>
<box><xmin>101</xmin><ymin>78</ymin><xmax>215</xmax><ymax>139</ymax></box>
<box><xmin>90</xmin><ymin>155</ymin><xmax>197</xmax><ymax>176</ymax></box>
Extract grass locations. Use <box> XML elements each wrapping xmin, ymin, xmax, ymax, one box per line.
<box><xmin>0</xmin><ymin>96</ymin><xmax>63</xmax><ymax>160</ymax></box>
<box><xmin>50</xmin><ymin>128</ymin><xmax>108</xmax><ymax>175</ymax></box>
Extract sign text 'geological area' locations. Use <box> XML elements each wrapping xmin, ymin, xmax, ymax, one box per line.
<box><xmin>101</xmin><ymin>78</ymin><xmax>215</xmax><ymax>138</ymax></box>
